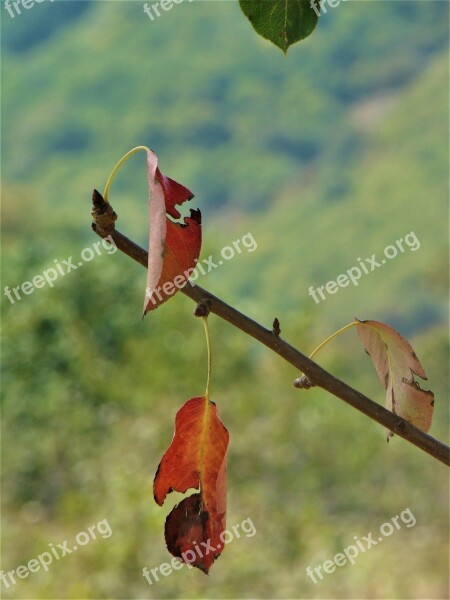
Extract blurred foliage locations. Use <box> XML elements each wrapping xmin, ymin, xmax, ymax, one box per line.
<box><xmin>1</xmin><ymin>1</ymin><xmax>448</xmax><ymax>217</ymax></box>
<box><xmin>1</xmin><ymin>2</ymin><xmax>449</xmax><ymax>599</ymax></box>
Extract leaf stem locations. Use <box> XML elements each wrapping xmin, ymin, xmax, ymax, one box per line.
<box><xmin>309</xmin><ymin>321</ymin><xmax>360</xmax><ymax>361</ymax></box>
<box><xmin>202</xmin><ymin>316</ymin><xmax>212</xmax><ymax>401</ymax></box>
<box><xmin>103</xmin><ymin>146</ymin><xmax>149</xmax><ymax>202</ymax></box>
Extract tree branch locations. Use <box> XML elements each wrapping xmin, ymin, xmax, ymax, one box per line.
<box><xmin>91</xmin><ymin>190</ymin><xmax>450</xmax><ymax>467</ymax></box>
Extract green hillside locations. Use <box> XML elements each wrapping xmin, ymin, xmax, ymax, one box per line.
<box><xmin>1</xmin><ymin>2</ymin><xmax>448</xmax><ymax>599</ymax></box>
<box><xmin>215</xmin><ymin>52</ymin><xmax>449</xmax><ymax>335</ymax></box>
<box><xmin>2</xmin><ymin>1</ymin><xmax>448</xmax><ymax>220</ymax></box>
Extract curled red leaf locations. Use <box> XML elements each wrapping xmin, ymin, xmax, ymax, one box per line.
<box><xmin>144</xmin><ymin>150</ymin><xmax>201</xmax><ymax>315</ymax></box>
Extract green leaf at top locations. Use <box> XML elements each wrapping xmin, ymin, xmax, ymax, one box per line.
<box><xmin>239</xmin><ymin>0</ymin><xmax>320</xmax><ymax>53</ymax></box>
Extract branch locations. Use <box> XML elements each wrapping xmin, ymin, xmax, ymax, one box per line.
<box><xmin>91</xmin><ymin>190</ymin><xmax>450</xmax><ymax>467</ymax></box>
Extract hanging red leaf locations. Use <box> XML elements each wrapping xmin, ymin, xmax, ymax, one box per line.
<box><xmin>356</xmin><ymin>319</ymin><xmax>434</xmax><ymax>437</ymax></box>
<box><xmin>153</xmin><ymin>396</ymin><xmax>229</xmax><ymax>573</ymax></box>
<box><xmin>144</xmin><ymin>149</ymin><xmax>201</xmax><ymax>316</ymax></box>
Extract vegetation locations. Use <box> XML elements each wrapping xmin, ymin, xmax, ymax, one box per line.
<box><xmin>1</xmin><ymin>2</ymin><xmax>448</xmax><ymax>598</ymax></box>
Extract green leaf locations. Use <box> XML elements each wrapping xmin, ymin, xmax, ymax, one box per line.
<box><xmin>239</xmin><ymin>0</ymin><xmax>320</xmax><ymax>53</ymax></box>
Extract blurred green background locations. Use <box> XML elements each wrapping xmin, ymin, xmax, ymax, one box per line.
<box><xmin>1</xmin><ymin>1</ymin><xmax>449</xmax><ymax>598</ymax></box>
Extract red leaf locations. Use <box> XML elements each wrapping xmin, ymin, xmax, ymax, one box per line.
<box><xmin>153</xmin><ymin>396</ymin><xmax>229</xmax><ymax>573</ymax></box>
<box><xmin>144</xmin><ymin>150</ymin><xmax>201</xmax><ymax>315</ymax></box>
<box><xmin>356</xmin><ymin>319</ymin><xmax>434</xmax><ymax>437</ymax></box>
